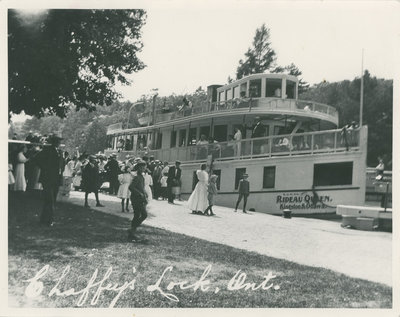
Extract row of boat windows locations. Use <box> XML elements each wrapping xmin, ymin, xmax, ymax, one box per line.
<box><xmin>108</xmin><ymin>124</ymin><xmax>293</xmax><ymax>151</ymax></box>
<box><xmin>193</xmin><ymin>162</ymin><xmax>353</xmax><ymax>191</ymax></box>
<box><xmin>218</xmin><ymin>78</ymin><xmax>297</xmax><ymax>101</ymax></box>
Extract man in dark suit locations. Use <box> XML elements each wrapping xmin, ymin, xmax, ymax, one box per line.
<box><xmin>82</xmin><ymin>155</ymin><xmax>104</xmax><ymax>208</ymax></box>
<box><xmin>128</xmin><ymin>160</ymin><xmax>147</xmax><ymax>242</ymax></box>
<box><xmin>34</xmin><ymin>134</ymin><xmax>63</xmax><ymax>226</ymax></box>
<box><xmin>167</xmin><ymin>161</ymin><xmax>182</xmax><ymax>204</ymax></box>
<box><xmin>104</xmin><ymin>153</ymin><xmax>120</xmax><ymax>195</ymax></box>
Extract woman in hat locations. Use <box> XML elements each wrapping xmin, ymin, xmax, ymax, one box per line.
<box><xmin>187</xmin><ymin>163</ymin><xmax>209</xmax><ymax>214</ymax></box>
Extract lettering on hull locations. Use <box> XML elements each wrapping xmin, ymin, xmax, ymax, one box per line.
<box><xmin>276</xmin><ymin>193</ymin><xmax>333</xmax><ymax>210</ymax></box>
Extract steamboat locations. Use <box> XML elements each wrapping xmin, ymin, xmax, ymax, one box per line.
<box><xmin>105</xmin><ymin>73</ymin><xmax>367</xmax><ymax>215</ymax></box>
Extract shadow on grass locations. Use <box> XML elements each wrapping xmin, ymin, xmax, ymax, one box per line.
<box><xmin>9</xmin><ymin>191</ymin><xmax>136</xmax><ymax>262</ymax></box>
<box><xmin>8</xmin><ymin>190</ymin><xmax>393</xmax><ymax>308</ymax></box>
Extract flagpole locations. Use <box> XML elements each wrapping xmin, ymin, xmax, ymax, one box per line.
<box><xmin>359</xmin><ymin>49</ymin><xmax>364</xmax><ymax>127</ymax></box>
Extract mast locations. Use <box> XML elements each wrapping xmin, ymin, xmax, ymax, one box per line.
<box><xmin>359</xmin><ymin>49</ymin><xmax>364</xmax><ymax>127</ymax></box>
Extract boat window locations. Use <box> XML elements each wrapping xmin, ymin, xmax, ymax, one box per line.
<box><xmin>125</xmin><ymin>135</ymin><xmax>133</xmax><ymax>150</ymax></box>
<box><xmin>249</xmin><ymin>79</ymin><xmax>262</xmax><ymax>98</ymax></box>
<box><xmin>212</xmin><ymin>169</ymin><xmax>221</xmax><ymax>190</ymax></box>
<box><xmin>263</xmin><ymin>166</ymin><xmax>276</xmax><ymax>189</ymax></box>
<box><xmin>274</xmin><ymin>125</ymin><xmax>287</xmax><ymax>135</ymax></box>
<box><xmin>200</xmin><ymin>126</ymin><xmax>210</xmax><ymax>139</ymax></box>
<box><xmin>240</xmin><ymin>83</ymin><xmax>247</xmax><ymax>97</ymax></box>
<box><xmin>213</xmin><ymin>125</ymin><xmax>228</xmax><ymax>142</ymax></box>
<box><xmin>286</xmin><ymin>80</ymin><xmax>296</xmax><ymax>99</ymax></box>
<box><xmin>155</xmin><ymin>132</ymin><xmax>162</xmax><ymax>150</ymax></box>
<box><xmin>235</xmin><ymin>168</ymin><xmax>247</xmax><ymax>190</ymax></box>
<box><xmin>233</xmin><ymin>86</ymin><xmax>239</xmax><ymax>98</ymax></box>
<box><xmin>106</xmin><ymin>135</ymin><xmax>112</xmax><ymax>149</ymax></box>
<box><xmin>265</xmin><ymin>78</ymin><xmax>282</xmax><ymax>97</ymax></box>
<box><xmin>219</xmin><ymin>91</ymin><xmax>225</xmax><ymax>102</ymax></box>
<box><xmin>313</xmin><ymin>162</ymin><xmax>353</xmax><ymax>186</ymax></box>
<box><xmin>137</xmin><ymin>135</ymin><xmax>147</xmax><ymax>150</ymax></box>
<box><xmin>226</xmin><ymin>88</ymin><xmax>232</xmax><ymax>100</ymax></box>
<box><xmin>170</xmin><ymin>130</ymin><xmax>177</xmax><ymax>148</ymax></box>
<box><xmin>188</xmin><ymin>127</ymin><xmax>197</xmax><ymax>146</ymax></box>
<box><xmin>178</xmin><ymin>129</ymin><xmax>186</xmax><ymax>147</ymax></box>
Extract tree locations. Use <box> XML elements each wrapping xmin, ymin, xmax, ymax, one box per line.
<box><xmin>235</xmin><ymin>24</ymin><xmax>309</xmax><ymax>92</ymax></box>
<box><xmin>83</xmin><ymin>120</ymin><xmax>108</xmax><ymax>155</ymax></box>
<box><xmin>236</xmin><ymin>24</ymin><xmax>277</xmax><ymax>79</ymax></box>
<box><xmin>8</xmin><ymin>9</ymin><xmax>146</xmax><ymax>118</ymax></box>
<box><xmin>299</xmin><ymin>71</ymin><xmax>392</xmax><ymax>169</ymax></box>
<box><xmin>272</xmin><ymin>63</ymin><xmax>310</xmax><ymax>94</ymax></box>
<box><xmin>39</xmin><ymin>116</ymin><xmax>63</xmax><ymax>136</ymax></box>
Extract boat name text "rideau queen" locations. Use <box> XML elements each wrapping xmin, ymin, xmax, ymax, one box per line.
<box><xmin>276</xmin><ymin>193</ymin><xmax>333</xmax><ymax>210</ymax></box>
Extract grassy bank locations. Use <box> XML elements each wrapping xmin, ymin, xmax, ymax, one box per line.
<box><xmin>8</xmin><ymin>191</ymin><xmax>392</xmax><ymax>308</ymax></box>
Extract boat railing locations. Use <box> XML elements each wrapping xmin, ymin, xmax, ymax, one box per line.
<box><xmin>133</xmin><ymin>98</ymin><xmax>338</xmax><ymax>126</ymax></box>
<box><xmin>111</xmin><ymin>128</ymin><xmax>360</xmax><ymax>163</ymax></box>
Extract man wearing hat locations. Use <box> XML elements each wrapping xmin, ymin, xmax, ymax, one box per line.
<box><xmin>128</xmin><ymin>160</ymin><xmax>148</xmax><ymax>242</ymax></box>
<box><xmin>148</xmin><ymin>155</ymin><xmax>156</xmax><ymax>174</ymax></box>
<box><xmin>34</xmin><ymin>134</ymin><xmax>63</xmax><ymax>226</ymax></box>
<box><xmin>234</xmin><ymin>173</ymin><xmax>250</xmax><ymax>213</ymax></box>
<box><xmin>104</xmin><ymin>153</ymin><xmax>120</xmax><ymax>195</ymax></box>
<box><xmin>167</xmin><ymin>161</ymin><xmax>182</xmax><ymax>204</ymax></box>
<box><xmin>152</xmin><ymin>160</ymin><xmax>162</xmax><ymax>200</ymax></box>
<box><xmin>82</xmin><ymin>155</ymin><xmax>104</xmax><ymax>208</ymax></box>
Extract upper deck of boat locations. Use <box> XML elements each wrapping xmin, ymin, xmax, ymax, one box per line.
<box><xmin>107</xmin><ymin>73</ymin><xmax>338</xmax><ymax>135</ymax></box>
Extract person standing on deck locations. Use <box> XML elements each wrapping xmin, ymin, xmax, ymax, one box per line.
<box><xmin>234</xmin><ymin>127</ymin><xmax>242</xmax><ymax>157</ymax></box>
<box><xmin>247</xmin><ymin>117</ymin><xmax>266</xmax><ymax>155</ymax></box>
<box><xmin>234</xmin><ymin>173</ymin><xmax>250</xmax><ymax>213</ymax></box>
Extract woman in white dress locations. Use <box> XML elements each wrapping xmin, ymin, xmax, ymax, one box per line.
<box><xmin>61</xmin><ymin>157</ymin><xmax>75</xmax><ymax>196</ymax></box>
<box><xmin>143</xmin><ymin>170</ymin><xmax>153</xmax><ymax>202</ymax></box>
<box><xmin>13</xmin><ymin>145</ymin><xmax>29</xmax><ymax>192</ymax></box>
<box><xmin>187</xmin><ymin>163</ymin><xmax>209</xmax><ymax>214</ymax></box>
<box><xmin>72</xmin><ymin>157</ymin><xmax>83</xmax><ymax>190</ymax></box>
<box><xmin>8</xmin><ymin>163</ymin><xmax>15</xmax><ymax>190</ymax></box>
<box><xmin>117</xmin><ymin>166</ymin><xmax>133</xmax><ymax>212</ymax></box>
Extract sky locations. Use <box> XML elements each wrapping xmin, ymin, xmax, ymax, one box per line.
<box><xmin>8</xmin><ymin>1</ymin><xmax>400</xmax><ymax>121</ymax></box>
<box><xmin>115</xmin><ymin>1</ymin><xmax>399</xmax><ymax>101</ymax></box>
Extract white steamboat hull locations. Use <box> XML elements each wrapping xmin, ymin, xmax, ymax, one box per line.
<box><xmin>179</xmin><ymin>150</ymin><xmax>366</xmax><ymax>215</ymax></box>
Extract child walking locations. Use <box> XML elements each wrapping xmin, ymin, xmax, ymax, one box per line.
<box><xmin>117</xmin><ymin>166</ymin><xmax>133</xmax><ymax>212</ymax></box>
<box><xmin>234</xmin><ymin>173</ymin><xmax>250</xmax><ymax>213</ymax></box>
<box><xmin>204</xmin><ymin>174</ymin><xmax>218</xmax><ymax>216</ymax></box>
<box><xmin>160</xmin><ymin>172</ymin><xmax>168</xmax><ymax>200</ymax></box>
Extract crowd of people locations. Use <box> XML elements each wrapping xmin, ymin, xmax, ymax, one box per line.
<box><xmin>9</xmin><ymin>130</ymin><xmax>255</xmax><ymax>241</ymax></box>
<box><xmin>7</xmin><ymin>132</ymin><xmax>205</xmax><ymax>240</ymax></box>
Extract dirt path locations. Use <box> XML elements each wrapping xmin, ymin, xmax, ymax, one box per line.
<box><xmin>66</xmin><ymin>191</ymin><xmax>392</xmax><ymax>286</ymax></box>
